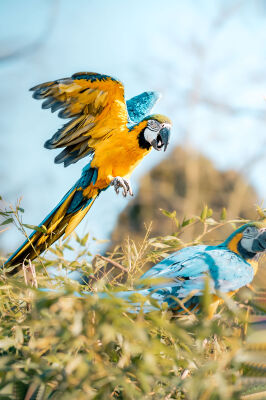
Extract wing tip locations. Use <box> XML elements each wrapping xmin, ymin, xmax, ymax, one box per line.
<box><xmin>44</xmin><ymin>139</ymin><xmax>54</xmax><ymax>149</ymax></box>
<box><xmin>146</xmin><ymin>91</ymin><xmax>162</xmax><ymax>101</ymax></box>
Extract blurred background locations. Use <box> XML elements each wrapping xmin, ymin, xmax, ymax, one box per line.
<box><xmin>0</xmin><ymin>0</ymin><xmax>265</xmax><ymax>269</ymax></box>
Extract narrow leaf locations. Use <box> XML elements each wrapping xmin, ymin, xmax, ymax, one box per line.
<box><xmin>0</xmin><ymin>218</ymin><xmax>13</xmax><ymax>226</ymax></box>
<box><xmin>23</xmin><ymin>224</ymin><xmax>46</xmax><ymax>233</ymax></box>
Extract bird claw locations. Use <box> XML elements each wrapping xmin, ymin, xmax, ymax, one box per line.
<box><xmin>110</xmin><ymin>177</ymin><xmax>133</xmax><ymax>197</ymax></box>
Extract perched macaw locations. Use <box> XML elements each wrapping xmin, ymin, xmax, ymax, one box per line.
<box><xmin>95</xmin><ymin>222</ymin><xmax>266</xmax><ymax>318</ymax></box>
<box><xmin>5</xmin><ymin>72</ymin><xmax>172</xmax><ymax>273</ymax></box>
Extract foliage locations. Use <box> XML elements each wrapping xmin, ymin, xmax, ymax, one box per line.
<box><xmin>0</xmin><ymin>202</ymin><xmax>265</xmax><ymax>400</ymax></box>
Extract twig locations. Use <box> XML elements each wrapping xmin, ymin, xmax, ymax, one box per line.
<box><xmin>95</xmin><ymin>254</ymin><xmax>128</xmax><ymax>272</ymax></box>
<box><xmin>10</xmin><ymin>200</ymin><xmax>48</xmax><ymax>276</ymax></box>
<box><xmin>172</xmin><ymin>296</ymin><xmax>197</xmax><ymax>316</ymax></box>
<box><xmin>0</xmin><ymin>227</ymin><xmax>9</xmax><ymax>235</ymax></box>
<box><xmin>22</xmin><ymin>260</ymin><xmax>38</xmax><ymax>288</ymax></box>
<box><xmin>181</xmin><ymin>369</ymin><xmax>190</xmax><ymax>380</ymax></box>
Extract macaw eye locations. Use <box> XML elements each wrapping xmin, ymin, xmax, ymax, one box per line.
<box><xmin>244</xmin><ymin>226</ymin><xmax>258</xmax><ymax>237</ymax></box>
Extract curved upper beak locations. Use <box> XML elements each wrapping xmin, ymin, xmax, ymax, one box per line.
<box><xmin>251</xmin><ymin>229</ymin><xmax>266</xmax><ymax>252</ymax></box>
<box><xmin>151</xmin><ymin>127</ymin><xmax>171</xmax><ymax>152</ymax></box>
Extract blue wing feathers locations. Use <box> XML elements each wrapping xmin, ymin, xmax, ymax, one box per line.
<box><xmin>140</xmin><ymin>246</ymin><xmax>208</xmax><ymax>280</ymax></box>
<box><xmin>126</xmin><ymin>91</ymin><xmax>161</xmax><ymax>124</ymax></box>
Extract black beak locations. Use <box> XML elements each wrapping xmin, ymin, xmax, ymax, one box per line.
<box><xmin>151</xmin><ymin>127</ymin><xmax>171</xmax><ymax>152</ymax></box>
<box><xmin>251</xmin><ymin>229</ymin><xmax>266</xmax><ymax>252</ymax></box>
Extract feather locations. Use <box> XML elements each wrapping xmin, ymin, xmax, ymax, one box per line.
<box><xmin>127</xmin><ymin>91</ymin><xmax>161</xmax><ymax>124</ymax></box>
<box><xmin>31</xmin><ymin>72</ymin><xmax>128</xmax><ymax>166</ymax></box>
<box><xmin>4</xmin><ymin>164</ymin><xmax>100</xmax><ymax>273</ymax></box>
<box><xmin>64</xmin><ymin>198</ymin><xmax>97</xmax><ymax>238</ymax></box>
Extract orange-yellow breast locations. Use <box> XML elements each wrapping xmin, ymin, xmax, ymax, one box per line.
<box><xmin>91</xmin><ymin>121</ymin><xmax>150</xmax><ymax>188</ymax></box>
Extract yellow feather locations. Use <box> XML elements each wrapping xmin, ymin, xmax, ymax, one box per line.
<box><xmin>13</xmin><ymin>231</ymin><xmax>41</xmax><ymax>259</ymax></box>
<box><xmin>48</xmin><ymin>190</ymin><xmax>76</xmax><ymax>234</ymax></box>
<box><xmin>64</xmin><ymin>198</ymin><xmax>96</xmax><ymax>238</ymax></box>
<box><xmin>36</xmin><ymin>234</ymin><xmax>48</xmax><ymax>246</ymax></box>
<box><xmin>227</xmin><ymin>233</ymin><xmax>243</xmax><ymax>254</ymax></box>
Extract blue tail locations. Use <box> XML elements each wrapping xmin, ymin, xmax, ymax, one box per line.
<box><xmin>5</xmin><ymin>164</ymin><xmax>99</xmax><ymax>274</ymax></box>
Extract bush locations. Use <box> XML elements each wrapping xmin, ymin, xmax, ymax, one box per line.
<box><xmin>0</xmin><ymin>203</ymin><xmax>265</xmax><ymax>399</ymax></box>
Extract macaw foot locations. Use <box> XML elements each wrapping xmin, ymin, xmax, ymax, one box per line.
<box><xmin>110</xmin><ymin>177</ymin><xmax>133</xmax><ymax>197</ymax></box>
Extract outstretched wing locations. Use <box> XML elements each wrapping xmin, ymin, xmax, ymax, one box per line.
<box><xmin>126</xmin><ymin>91</ymin><xmax>161</xmax><ymax>124</ymax></box>
<box><xmin>30</xmin><ymin>72</ymin><xmax>128</xmax><ymax>167</ymax></box>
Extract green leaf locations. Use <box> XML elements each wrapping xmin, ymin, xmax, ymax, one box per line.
<box><xmin>77</xmin><ymin>249</ymin><xmax>89</xmax><ymax>257</ymax></box>
<box><xmin>150</xmin><ymin>242</ymin><xmax>170</xmax><ymax>249</ymax></box>
<box><xmin>160</xmin><ymin>209</ymin><xmax>179</xmax><ymax>227</ymax></box>
<box><xmin>181</xmin><ymin>217</ymin><xmax>195</xmax><ymax>227</ymax></box>
<box><xmin>207</xmin><ymin>208</ymin><xmax>213</xmax><ymax>218</ymax></box>
<box><xmin>63</xmin><ymin>244</ymin><xmax>74</xmax><ymax>251</ymax></box>
<box><xmin>220</xmin><ymin>207</ymin><xmax>227</xmax><ymax>221</ymax></box>
<box><xmin>160</xmin><ymin>209</ymin><xmax>174</xmax><ymax>218</ymax></box>
<box><xmin>74</xmin><ymin>232</ymin><xmax>82</xmax><ymax>244</ymax></box>
<box><xmin>200</xmin><ymin>205</ymin><xmax>208</xmax><ymax>221</ymax></box>
<box><xmin>0</xmin><ymin>217</ymin><xmax>13</xmax><ymax>225</ymax></box>
<box><xmin>256</xmin><ymin>205</ymin><xmax>266</xmax><ymax>219</ymax></box>
<box><xmin>80</xmin><ymin>232</ymin><xmax>90</xmax><ymax>246</ymax></box>
<box><xmin>23</xmin><ymin>224</ymin><xmax>47</xmax><ymax>233</ymax></box>
<box><xmin>162</xmin><ymin>235</ymin><xmax>181</xmax><ymax>242</ymax></box>
<box><xmin>0</xmin><ymin>211</ymin><xmax>9</xmax><ymax>217</ymax></box>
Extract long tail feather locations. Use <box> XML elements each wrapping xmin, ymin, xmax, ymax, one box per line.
<box><xmin>5</xmin><ymin>165</ymin><xmax>99</xmax><ymax>274</ymax></box>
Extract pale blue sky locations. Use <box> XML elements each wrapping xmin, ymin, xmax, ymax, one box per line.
<box><xmin>1</xmin><ymin>0</ymin><xmax>265</xmax><ymax>256</ymax></box>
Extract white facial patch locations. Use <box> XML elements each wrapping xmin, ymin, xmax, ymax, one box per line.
<box><xmin>240</xmin><ymin>226</ymin><xmax>259</xmax><ymax>252</ymax></box>
<box><xmin>144</xmin><ymin>127</ymin><xmax>158</xmax><ymax>143</ymax></box>
<box><xmin>144</xmin><ymin>120</ymin><xmax>161</xmax><ymax>144</ymax></box>
<box><xmin>241</xmin><ymin>237</ymin><xmax>255</xmax><ymax>252</ymax></box>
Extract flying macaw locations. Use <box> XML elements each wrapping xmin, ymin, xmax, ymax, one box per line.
<box><xmin>5</xmin><ymin>72</ymin><xmax>172</xmax><ymax>274</ymax></box>
<box><xmin>94</xmin><ymin>222</ymin><xmax>266</xmax><ymax>318</ymax></box>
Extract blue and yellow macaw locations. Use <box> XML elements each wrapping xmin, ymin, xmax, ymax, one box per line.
<box><xmin>97</xmin><ymin>222</ymin><xmax>266</xmax><ymax>318</ymax></box>
<box><xmin>5</xmin><ymin>72</ymin><xmax>172</xmax><ymax>273</ymax></box>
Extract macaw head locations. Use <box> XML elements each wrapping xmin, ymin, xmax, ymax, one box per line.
<box><xmin>142</xmin><ymin>114</ymin><xmax>172</xmax><ymax>152</ymax></box>
<box><xmin>224</xmin><ymin>222</ymin><xmax>266</xmax><ymax>259</ymax></box>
